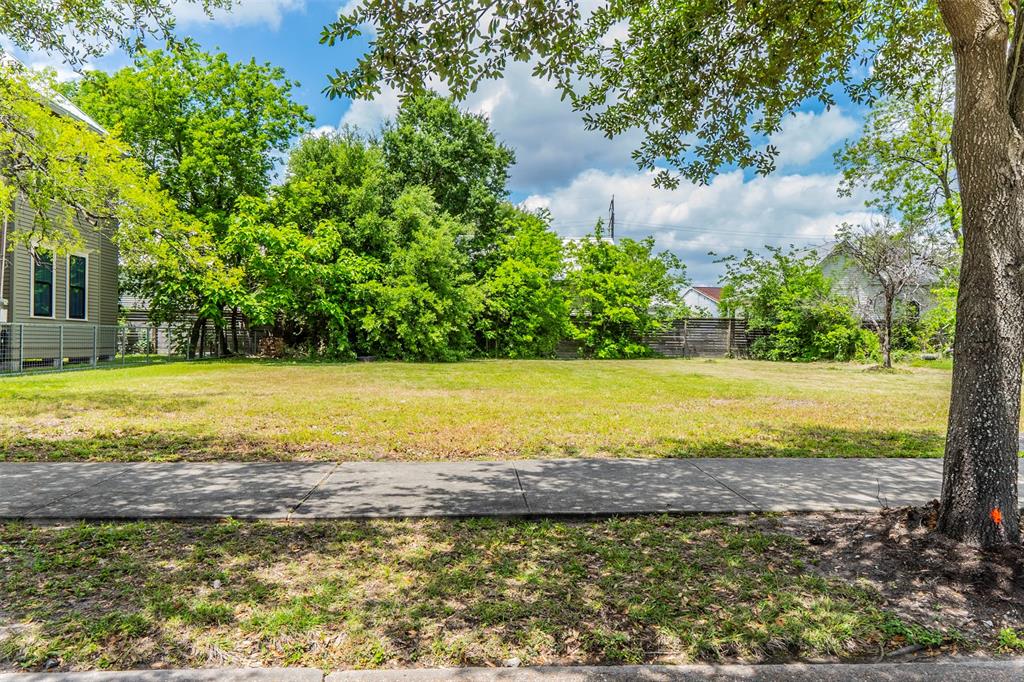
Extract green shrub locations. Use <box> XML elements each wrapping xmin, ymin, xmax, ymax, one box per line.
<box><xmin>724</xmin><ymin>246</ymin><xmax>875</xmax><ymax>362</ymax></box>
<box><xmin>564</xmin><ymin>227</ymin><xmax>689</xmax><ymax>359</ymax></box>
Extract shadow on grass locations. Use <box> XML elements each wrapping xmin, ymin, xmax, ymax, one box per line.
<box><xmin>658</xmin><ymin>426</ymin><xmax>946</xmax><ymax>459</ymax></box>
<box><xmin>0</xmin><ymin>430</ymin><xmax>292</xmax><ymax>463</ymax></box>
<box><xmin>1</xmin><ymin>425</ymin><xmax>949</xmax><ymax>463</ymax></box>
<box><xmin>0</xmin><ymin>517</ymin><xmax>935</xmax><ymax>673</ymax></box>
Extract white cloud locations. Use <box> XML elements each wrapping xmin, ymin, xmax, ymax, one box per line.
<box><xmin>337</xmin><ymin>64</ymin><xmax>862</xmax><ymax>198</ymax></box>
<box><xmin>769</xmin><ymin>107</ymin><xmax>859</xmax><ymax>169</ymax></box>
<box><xmin>305</xmin><ymin>124</ymin><xmax>340</xmax><ymax>138</ymax></box>
<box><xmin>523</xmin><ymin>168</ymin><xmax>875</xmax><ymax>284</ymax></box>
<box><xmin>173</xmin><ymin>0</ymin><xmax>305</xmax><ymax>29</ymax></box>
<box><xmin>339</xmin><ymin>62</ymin><xmax>644</xmax><ymax>192</ymax></box>
<box><xmin>339</xmin><ymin>86</ymin><xmax>402</xmax><ymax>132</ymax></box>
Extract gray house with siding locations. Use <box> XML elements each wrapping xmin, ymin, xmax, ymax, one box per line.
<box><xmin>0</xmin><ymin>80</ymin><xmax>120</xmax><ymax>369</ymax></box>
<box><xmin>0</xmin><ymin>207</ymin><xmax>119</xmax><ymax>327</ymax></box>
<box><xmin>820</xmin><ymin>245</ymin><xmax>938</xmax><ymax>323</ymax></box>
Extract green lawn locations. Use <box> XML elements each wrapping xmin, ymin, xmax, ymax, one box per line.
<box><xmin>0</xmin><ymin>358</ymin><xmax>952</xmax><ymax>461</ymax></box>
<box><xmin>0</xmin><ymin>517</ymin><xmax>955</xmax><ymax>672</ymax></box>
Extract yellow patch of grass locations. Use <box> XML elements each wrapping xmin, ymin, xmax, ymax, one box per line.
<box><xmin>0</xmin><ymin>358</ymin><xmax>952</xmax><ymax>461</ymax></box>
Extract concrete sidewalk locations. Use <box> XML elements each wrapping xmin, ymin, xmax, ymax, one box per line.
<box><xmin>3</xmin><ymin>457</ymin><xmax>1021</xmax><ymax>520</ymax></box>
<box><xmin>4</xmin><ymin>661</ymin><xmax>1024</xmax><ymax>681</ymax></box>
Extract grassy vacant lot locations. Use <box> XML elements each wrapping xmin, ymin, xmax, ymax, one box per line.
<box><xmin>0</xmin><ymin>359</ymin><xmax>952</xmax><ymax>461</ymax></box>
<box><xmin>0</xmin><ymin>516</ymin><xmax>966</xmax><ymax>672</ymax></box>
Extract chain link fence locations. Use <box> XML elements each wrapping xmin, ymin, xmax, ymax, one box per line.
<box><xmin>0</xmin><ymin>321</ymin><xmax>267</xmax><ymax>376</ymax></box>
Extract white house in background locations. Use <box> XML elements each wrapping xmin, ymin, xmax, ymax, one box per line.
<box><xmin>820</xmin><ymin>245</ymin><xmax>939</xmax><ymax>323</ymax></box>
<box><xmin>682</xmin><ymin>286</ymin><xmax>723</xmax><ymax>317</ymax></box>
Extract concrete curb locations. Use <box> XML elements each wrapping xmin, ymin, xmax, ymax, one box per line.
<box><xmin>0</xmin><ymin>670</ymin><xmax>320</xmax><ymax>681</ymax></box>
<box><xmin>4</xmin><ymin>662</ymin><xmax>1024</xmax><ymax>682</ymax></box>
<box><xmin>324</xmin><ymin>661</ymin><xmax>1024</xmax><ymax>680</ymax></box>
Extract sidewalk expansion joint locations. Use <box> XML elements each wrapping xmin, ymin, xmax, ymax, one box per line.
<box><xmin>689</xmin><ymin>461</ymin><xmax>760</xmax><ymax>511</ymax></box>
<box><xmin>287</xmin><ymin>463</ymin><xmax>341</xmax><ymax>520</ymax></box>
<box><xmin>24</xmin><ymin>465</ymin><xmax>135</xmax><ymax>516</ymax></box>
<box><xmin>512</xmin><ymin>464</ymin><xmax>530</xmax><ymax>512</ymax></box>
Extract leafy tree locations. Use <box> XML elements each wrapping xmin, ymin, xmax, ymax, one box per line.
<box><xmin>75</xmin><ymin>41</ymin><xmax>313</xmax><ymax>355</ymax></box>
<box><xmin>564</xmin><ymin>227</ymin><xmax>687</xmax><ymax>359</ymax></box>
<box><xmin>0</xmin><ymin>62</ymin><xmax>212</xmax><ymax>344</ymax></box>
<box><xmin>478</xmin><ymin>208</ymin><xmax>569</xmax><ymax>358</ymax></box>
<box><xmin>835</xmin><ymin>219</ymin><xmax>950</xmax><ymax>368</ymax></box>
<box><xmin>224</xmin><ymin>110</ymin><xmax>569</xmax><ymax>361</ymax></box>
<box><xmin>321</xmin><ymin>0</ymin><xmax>1023</xmax><ymax>546</ymax></box>
<box><xmin>77</xmin><ymin>41</ymin><xmax>312</xmax><ymax>221</ymax></box>
<box><xmin>358</xmin><ymin>187</ymin><xmax>481</xmax><ymax>361</ymax></box>
<box><xmin>836</xmin><ymin>75</ymin><xmax>960</xmax><ymax>240</ymax></box>
<box><xmin>719</xmin><ymin>246</ymin><xmax>876</xmax><ymax>363</ymax></box>
<box><xmin>223</xmin><ymin>195</ymin><xmax>379</xmax><ymax>358</ymax></box>
<box><xmin>0</xmin><ymin>64</ymin><xmax>171</xmax><ymax>251</ymax></box>
<box><xmin>918</xmin><ymin>269</ymin><xmax>959</xmax><ymax>353</ymax></box>
<box><xmin>0</xmin><ymin>1</ymin><xmax>229</xmax><ymax>66</ymax></box>
<box><xmin>381</xmin><ymin>92</ymin><xmax>515</xmax><ymax>265</ymax></box>
<box><xmin>280</xmin><ymin>130</ymin><xmax>394</xmax><ymax>256</ymax></box>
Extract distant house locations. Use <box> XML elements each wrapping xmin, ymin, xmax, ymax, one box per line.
<box><xmin>0</xmin><ymin>65</ymin><xmax>120</xmax><ymax>367</ymax></box>
<box><xmin>820</xmin><ymin>245</ymin><xmax>939</xmax><ymax>323</ymax></box>
<box><xmin>682</xmin><ymin>286</ymin><xmax>723</xmax><ymax>317</ymax></box>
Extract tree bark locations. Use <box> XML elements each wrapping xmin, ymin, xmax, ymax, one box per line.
<box><xmin>218</xmin><ymin>325</ymin><xmax>230</xmax><ymax>357</ymax></box>
<box><xmin>937</xmin><ymin>0</ymin><xmax>1024</xmax><ymax>546</ymax></box>
<box><xmin>187</xmin><ymin>317</ymin><xmax>204</xmax><ymax>360</ymax></box>
<box><xmin>882</xmin><ymin>296</ymin><xmax>893</xmax><ymax>369</ymax></box>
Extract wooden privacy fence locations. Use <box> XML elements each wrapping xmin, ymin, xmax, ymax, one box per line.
<box><xmin>557</xmin><ymin>318</ymin><xmax>768</xmax><ymax>359</ymax></box>
<box><xmin>645</xmin><ymin>318</ymin><xmax>766</xmax><ymax>358</ymax></box>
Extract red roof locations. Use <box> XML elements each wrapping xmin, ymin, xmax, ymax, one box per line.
<box><xmin>693</xmin><ymin>286</ymin><xmax>723</xmax><ymax>302</ymax></box>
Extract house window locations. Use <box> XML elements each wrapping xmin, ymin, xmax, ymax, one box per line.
<box><xmin>68</xmin><ymin>254</ymin><xmax>87</xmax><ymax>320</ymax></box>
<box><xmin>32</xmin><ymin>249</ymin><xmax>54</xmax><ymax>317</ymax></box>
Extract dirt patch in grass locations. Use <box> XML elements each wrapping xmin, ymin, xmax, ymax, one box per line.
<box><xmin>773</xmin><ymin>505</ymin><xmax>1024</xmax><ymax>656</ymax></box>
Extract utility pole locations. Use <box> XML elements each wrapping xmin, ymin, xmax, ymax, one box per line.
<box><xmin>607</xmin><ymin>195</ymin><xmax>615</xmax><ymax>241</ymax></box>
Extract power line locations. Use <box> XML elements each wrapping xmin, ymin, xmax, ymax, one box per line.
<box><xmin>550</xmin><ymin>219</ymin><xmax>834</xmax><ymax>241</ymax></box>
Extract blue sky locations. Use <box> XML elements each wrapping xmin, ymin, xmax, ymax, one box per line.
<box><xmin>11</xmin><ymin>0</ymin><xmax>877</xmax><ymax>284</ymax></box>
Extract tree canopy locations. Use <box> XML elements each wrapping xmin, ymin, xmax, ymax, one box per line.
<box><xmin>835</xmin><ymin>74</ymin><xmax>959</xmax><ymax>239</ymax></box>
<box><xmin>323</xmin><ymin>2</ymin><xmax>949</xmax><ymax>187</ymax></box>
<box><xmin>0</xmin><ymin>0</ymin><xmax>231</xmax><ymax>66</ymax></box>
<box><xmin>76</xmin><ymin>40</ymin><xmax>313</xmax><ymax>222</ymax></box>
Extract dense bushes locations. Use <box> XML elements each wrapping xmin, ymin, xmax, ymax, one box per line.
<box><xmin>201</xmin><ymin>95</ymin><xmax>686</xmax><ymax>361</ymax></box>
<box><xmin>565</xmin><ymin>228</ymin><xmax>689</xmax><ymax>358</ymax></box>
<box><xmin>720</xmin><ymin>246</ymin><xmax>878</xmax><ymax>362</ymax></box>
<box><xmin>477</xmin><ymin>210</ymin><xmax>570</xmax><ymax>358</ymax></box>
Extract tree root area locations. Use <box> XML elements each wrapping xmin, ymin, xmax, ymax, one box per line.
<box><xmin>774</xmin><ymin>502</ymin><xmax>1024</xmax><ymax>653</ymax></box>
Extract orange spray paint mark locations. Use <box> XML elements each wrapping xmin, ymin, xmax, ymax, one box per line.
<box><xmin>991</xmin><ymin>507</ymin><xmax>1003</xmax><ymax>525</ymax></box>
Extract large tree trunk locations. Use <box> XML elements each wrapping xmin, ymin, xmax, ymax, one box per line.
<box><xmin>937</xmin><ymin>0</ymin><xmax>1024</xmax><ymax>546</ymax></box>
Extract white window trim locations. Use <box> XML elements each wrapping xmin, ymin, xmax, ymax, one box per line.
<box><xmin>30</xmin><ymin>246</ymin><xmax>56</xmax><ymax>319</ymax></box>
<box><xmin>65</xmin><ymin>252</ymin><xmax>89</xmax><ymax>322</ymax></box>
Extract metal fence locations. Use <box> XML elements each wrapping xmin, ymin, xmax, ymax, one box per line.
<box><xmin>0</xmin><ymin>321</ymin><xmax>265</xmax><ymax>376</ymax></box>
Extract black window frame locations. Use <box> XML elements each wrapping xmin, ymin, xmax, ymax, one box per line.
<box><xmin>32</xmin><ymin>248</ymin><xmax>54</xmax><ymax>318</ymax></box>
<box><xmin>67</xmin><ymin>254</ymin><xmax>87</xmax><ymax>320</ymax></box>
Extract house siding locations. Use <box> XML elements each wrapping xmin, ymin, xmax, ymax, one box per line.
<box><xmin>821</xmin><ymin>251</ymin><xmax>937</xmax><ymax>321</ymax></box>
<box><xmin>6</xmin><ymin>198</ymin><xmax>118</xmax><ymax>326</ymax></box>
